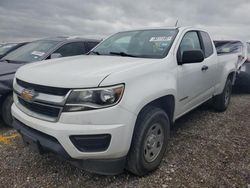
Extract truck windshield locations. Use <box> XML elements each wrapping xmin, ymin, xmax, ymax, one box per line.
<box><xmin>2</xmin><ymin>40</ymin><xmax>59</xmax><ymax>63</ymax></box>
<box><xmin>91</xmin><ymin>29</ymin><xmax>178</xmax><ymax>59</ymax></box>
<box><xmin>0</xmin><ymin>43</ymin><xmax>18</xmax><ymax>55</ymax></box>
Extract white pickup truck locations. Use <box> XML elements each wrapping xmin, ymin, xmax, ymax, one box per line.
<box><xmin>12</xmin><ymin>27</ymin><xmax>238</xmax><ymax>176</ymax></box>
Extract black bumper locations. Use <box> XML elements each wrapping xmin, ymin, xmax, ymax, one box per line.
<box><xmin>12</xmin><ymin>119</ymin><xmax>126</xmax><ymax>175</ymax></box>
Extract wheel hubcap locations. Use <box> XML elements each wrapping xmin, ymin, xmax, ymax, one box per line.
<box><xmin>144</xmin><ymin>123</ymin><xmax>164</xmax><ymax>163</ymax></box>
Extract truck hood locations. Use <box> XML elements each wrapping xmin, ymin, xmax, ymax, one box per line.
<box><xmin>16</xmin><ymin>55</ymin><xmax>158</xmax><ymax>88</ymax></box>
<box><xmin>0</xmin><ymin>62</ymin><xmax>23</xmax><ymax>76</ymax></box>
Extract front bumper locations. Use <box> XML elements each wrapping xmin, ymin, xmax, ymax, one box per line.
<box><xmin>12</xmin><ymin>103</ymin><xmax>136</xmax><ymax>159</ymax></box>
<box><xmin>12</xmin><ymin>119</ymin><xmax>126</xmax><ymax>175</ymax></box>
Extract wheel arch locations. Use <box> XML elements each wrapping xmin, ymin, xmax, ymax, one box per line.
<box><xmin>136</xmin><ymin>95</ymin><xmax>175</xmax><ymax>126</ymax></box>
<box><xmin>0</xmin><ymin>91</ymin><xmax>12</xmax><ymax>114</ymax></box>
<box><xmin>227</xmin><ymin>71</ymin><xmax>236</xmax><ymax>84</ymax></box>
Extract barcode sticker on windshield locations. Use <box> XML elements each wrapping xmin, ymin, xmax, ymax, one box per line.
<box><xmin>149</xmin><ymin>36</ymin><xmax>172</xmax><ymax>42</ymax></box>
<box><xmin>31</xmin><ymin>51</ymin><xmax>45</xmax><ymax>56</ymax></box>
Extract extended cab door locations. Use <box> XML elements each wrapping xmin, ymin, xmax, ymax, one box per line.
<box><xmin>198</xmin><ymin>31</ymin><xmax>218</xmax><ymax>98</ymax></box>
<box><xmin>176</xmin><ymin>31</ymin><xmax>207</xmax><ymax>116</ymax></box>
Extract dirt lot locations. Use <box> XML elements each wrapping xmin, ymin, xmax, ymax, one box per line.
<box><xmin>0</xmin><ymin>94</ymin><xmax>249</xmax><ymax>188</ymax></box>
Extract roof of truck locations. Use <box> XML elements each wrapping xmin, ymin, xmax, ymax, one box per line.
<box><xmin>34</xmin><ymin>36</ymin><xmax>101</xmax><ymax>43</ymax></box>
<box><xmin>116</xmin><ymin>26</ymin><xmax>203</xmax><ymax>33</ymax></box>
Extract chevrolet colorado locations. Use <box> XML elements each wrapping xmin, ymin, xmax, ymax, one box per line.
<box><xmin>12</xmin><ymin>27</ymin><xmax>238</xmax><ymax>176</ymax></box>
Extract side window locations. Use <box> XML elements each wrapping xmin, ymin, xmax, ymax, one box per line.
<box><xmin>247</xmin><ymin>43</ymin><xmax>250</xmax><ymax>61</ymax></box>
<box><xmin>54</xmin><ymin>42</ymin><xmax>86</xmax><ymax>57</ymax></box>
<box><xmin>85</xmin><ymin>42</ymin><xmax>99</xmax><ymax>52</ymax></box>
<box><xmin>200</xmin><ymin>31</ymin><xmax>213</xmax><ymax>58</ymax></box>
<box><xmin>178</xmin><ymin>31</ymin><xmax>202</xmax><ymax>61</ymax></box>
<box><xmin>247</xmin><ymin>43</ymin><xmax>250</xmax><ymax>54</ymax></box>
<box><xmin>179</xmin><ymin>31</ymin><xmax>201</xmax><ymax>52</ymax></box>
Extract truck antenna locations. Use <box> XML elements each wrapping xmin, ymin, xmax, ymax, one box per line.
<box><xmin>175</xmin><ymin>19</ymin><xmax>179</xmax><ymax>27</ymax></box>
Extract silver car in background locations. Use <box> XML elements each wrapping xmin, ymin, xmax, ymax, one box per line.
<box><xmin>214</xmin><ymin>40</ymin><xmax>250</xmax><ymax>92</ymax></box>
<box><xmin>235</xmin><ymin>42</ymin><xmax>250</xmax><ymax>92</ymax></box>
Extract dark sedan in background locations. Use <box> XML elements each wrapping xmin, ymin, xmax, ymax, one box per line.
<box><xmin>0</xmin><ymin>42</ymin><xmax>28</xmax><ymax>59</ymax></box>
<box><xmin>0</xmin><ymin>36</ymin><xmax>100</xmax><ymax>126</ymax></box>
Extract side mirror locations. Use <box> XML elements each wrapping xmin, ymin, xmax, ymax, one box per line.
<box><xmin>179</xmin><ymin>50</ymin><xmax>204</xmax><ymax>65</ymax></box>
<box><xmin>50</xmin><ymin>53</ymin><xmax>62</xmax><ymax>59</ymax></box>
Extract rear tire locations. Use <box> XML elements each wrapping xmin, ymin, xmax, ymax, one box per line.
<box><xmin>1</xmin><ymin>94</ymin><xmax>13</xmax><ymax>127</ymax></box>
<box><xmin>213</xmin><ymin>79</ymin><xmax>232</xmax><ymax>112</ymax></box>
<box><xmin>126</xmin><ymin>106</ymin><xmax>170</xmax><ymax>176</ymax></box>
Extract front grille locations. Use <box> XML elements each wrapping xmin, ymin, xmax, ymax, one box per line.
<box><xmin>16</xmin><ymin>79</ymin><xmax>70</xmax><ymax>96</ymax></box>
<box><xmin>18</xmin><ymin>97</ymin><xmax>61</xmax><ymax>118</ymax></box>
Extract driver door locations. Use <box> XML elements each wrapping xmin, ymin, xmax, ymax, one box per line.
<box><xmin>176</xmin><ymin>31</ymin><xmax>206</xmax><ymax>117</ymax></box>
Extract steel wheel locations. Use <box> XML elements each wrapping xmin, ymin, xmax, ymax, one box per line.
<box><xmin>144</xmin><ymin>123</ymin><xmax>164</xmax><ymax>163</ymax></box>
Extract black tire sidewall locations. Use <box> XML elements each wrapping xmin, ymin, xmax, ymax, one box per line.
<box><xmin>213</xmin><ymin>78</ymin><xmax>233</xmax><ymax>112</ymax></box>
<box><xmin>224</xmin><ymin>79</ymin><xmax>232</xmax><ymax>108</ymax></box>
<box><xmin>127</xmin><ymin>107</ymin><xmax>170</xmax><ymax>175</ymax></box>
<box><xmin>2</xmin><ymin>94</ymin><xmax>13</xmax><ymax>126</ymax></box>
<box><xmin>140</xmin><ymin>111</ymin><xmax>169</xmax><ymax>171</ymax></box>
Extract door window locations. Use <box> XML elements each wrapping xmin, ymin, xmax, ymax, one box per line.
<box><xmin>200</xmin><ymin>31</ymin><xmax>214</xmax><ymax>58</ymax></box>
<box><xmin>178</xmin><ymin>31</ymin><xmax>202</xmax><ymax>62</ymax></box>
<box><xmin>179</xmin><ymin>31</ymin><xmax>201</xmax><ymax>52</ymax></box>
<box><xmin>54</xmin><ymin>42</ymin><xmax>86</xmax><ymax>57</ymax></box>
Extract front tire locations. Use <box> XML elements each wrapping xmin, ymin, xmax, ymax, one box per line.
<box><xmin>126</xmin><ymin>106</ymin><xmax>170</xmax><ymax>176</ymax></box>
<box><xmin>213</xmin><ymin>78</ymin><xmax>232</xmax><ymax>112</ymax></box>
<box><xmin>1</xmin><ymin>94</ymin><xmax>13</xmax><ymax>127</ymax></box>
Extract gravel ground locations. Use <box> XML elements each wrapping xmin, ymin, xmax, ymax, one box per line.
<box><xmin>0</xmin><ymin>94</ymin><xmax>249</xmax><ymax>188</ymax></box>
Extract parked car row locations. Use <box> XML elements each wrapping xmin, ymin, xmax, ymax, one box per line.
<box><xmin>0</xmin><ymin>36</ymin><xmax>101</xmax><ymax>126</ymax></box>
<box><xmin>0</xmin><ymin>42</ymin><xmax>28</xmax><ymax>59</ymax></box>
<box><xmin>0</xmin><ymin>27</ymin><xmax>249</xmax><ymax>176</ymax></box>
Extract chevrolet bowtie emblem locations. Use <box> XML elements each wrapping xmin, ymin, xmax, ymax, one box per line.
<box><xmin>21</xmin><ymin>89</ymin><xmax>37</xmax><ymax>102</ymax></box>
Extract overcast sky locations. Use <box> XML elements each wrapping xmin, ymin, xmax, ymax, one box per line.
<box><xmin>0</xmin><ymin>0</ymin><xmax>250</xmax><ymax>42</ymax></box>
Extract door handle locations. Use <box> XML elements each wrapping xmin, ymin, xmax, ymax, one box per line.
<box><xmin>201</xmin><ymin>65</ymin><xmax>209</xmax><ymax>71</ymax></box>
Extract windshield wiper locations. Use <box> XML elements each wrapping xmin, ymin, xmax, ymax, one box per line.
<box><xmin>0</xmin><ymin>59</ymin><xmax>25</xmax><ymax>64</ymax></box>
<box><xmin>109</xmin><ymin>52</ymin><xmax>138</xmax><ymax>57</ymax></box>
<box><xmin>1</xmin><ymin>59</ymin><xmax>10</xmax><ymax>63</ymax></box>
<box><xmin>88</xmin><ymin>51</ymin><xmax>101</xmax><ymax>55</ymax></box>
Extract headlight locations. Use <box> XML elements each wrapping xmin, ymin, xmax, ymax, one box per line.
<box><xmin>63</xmin><ymin>84</ymin><xmax>125</xmax><ymax>112</ymax></box>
